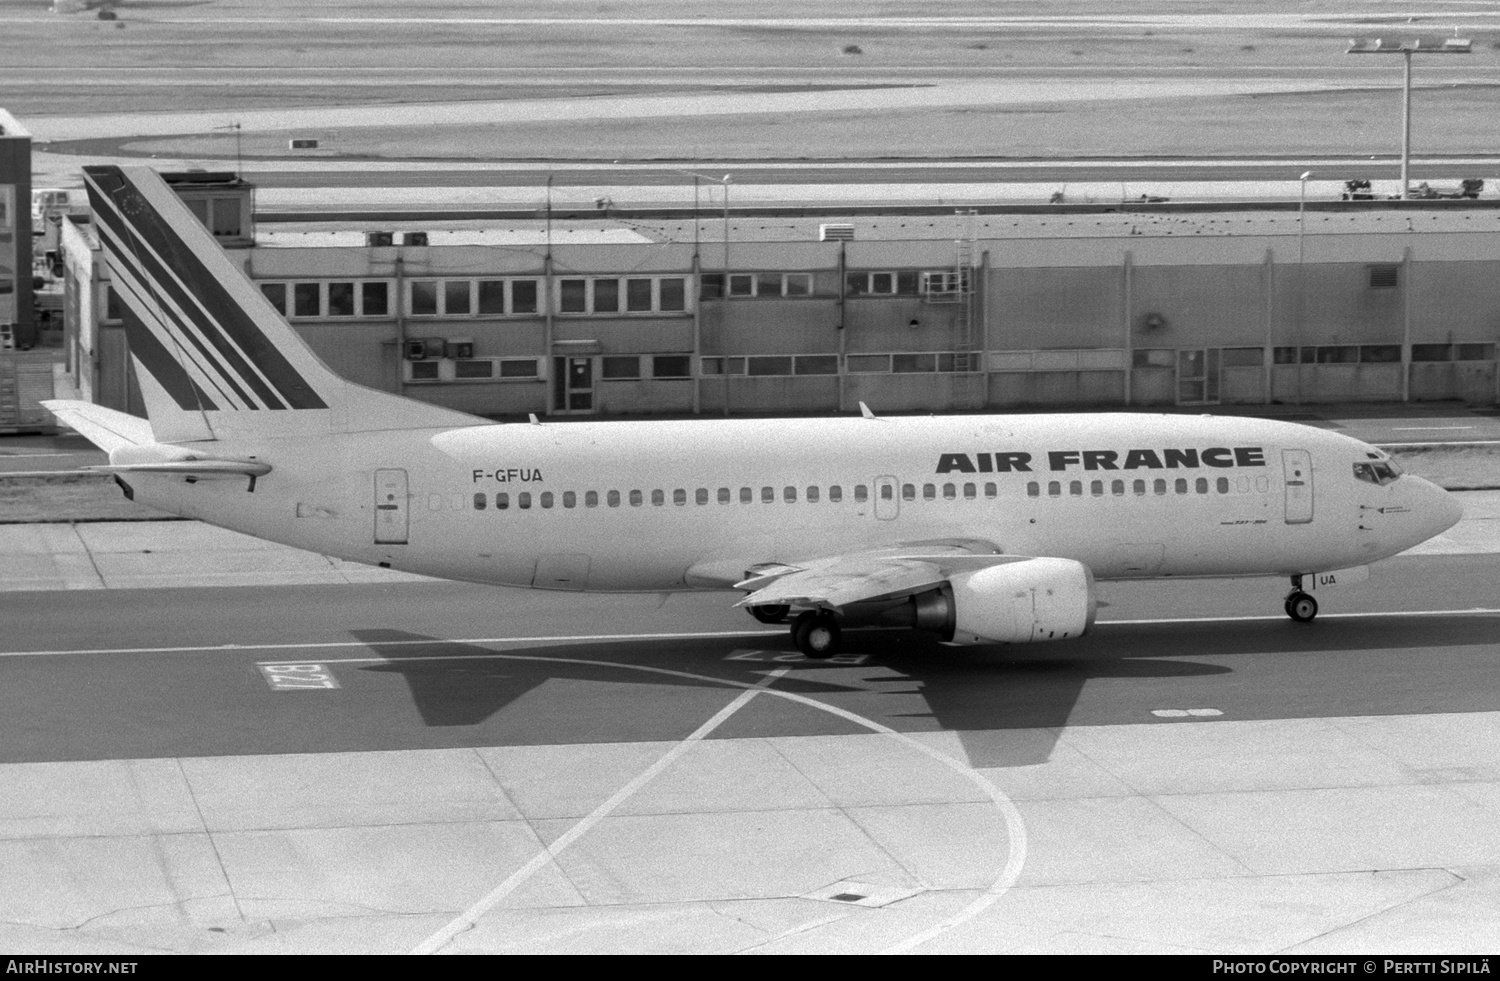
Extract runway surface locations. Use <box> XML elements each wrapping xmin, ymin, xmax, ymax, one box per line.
<box><xmin>1</xmin><ymin>521</ymin><xmax>1499</xmax><ymax>953</ymax></box>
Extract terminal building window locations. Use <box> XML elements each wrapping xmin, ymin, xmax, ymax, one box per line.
<box><xmin>182</xmin><ymin>194</ymin><xmax>243</xmax><ymax>239</ymax></box>
<box><xmin>702</xmin><ymin>354</ymin><xmax>838</xmax><ymax>377</ymax></box>
<box><xmin>846</xmin><ymin>271</ymin><xmax>923</xmax><ymax>296</ymax></box>
<box><xmin>701</xmin><ymin>272</ymin><xmax>813</xmax><ymax>299</ymax></box>
<box><xmin>261</xmin><ymin>280</ymin><xmax>394</xmax><ymax>319</ymax></box>
<box><xmin>1412</xmin><ymin>343</ymin><xmax>1496</xmax><ymax>362</ymax></box>
<box><xmin>601</xmin><ymin>355</ymin><xmax>640</xmax><ymax>380</ymax></box>
<box><xmin>556</xmin><ymin>276</ymin><xmax>688</xmax><ymax>315</ymax></box>
<box><xmin>703</xmin><ymin>352</ymin><xmax>974</xmax><ymax>376</ymax></box>
<box><xmin>1273</xmin><ymin>345</ymin><xmax>1417</xmax><ymax>365</ymax></box>
<box><xmin>407</xmin><ymin>277</ymin><xmax>543</xmax><ymax>317</ymax></box>
<box><xmin>1368</xmin><ymin>265</ymin><xmax>1400</xmax><ymax>290</ymax></box>
<box><xmin>405</xmin><ymin>356</ymin><xmax>542</xmax><ymax>384</ymax></box>
<box><xmin>653</xmin><ymin>355</ymin><xmax>691</xmax><ymax>378</ymax></box>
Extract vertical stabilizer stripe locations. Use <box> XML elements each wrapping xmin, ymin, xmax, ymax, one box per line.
<box><xmin>88</xmin><ymin>185</ymin><xmax>278</xmax><ymax>409</ymax></box>
<box><xmin>116</xmin><ymin>304</ymin><xmax>218</xmax><ymax>411</ymax></box>
<box><xmin>84</xmin><ymin>166</ymin><xmax>328</xmax><ymax>410</ymax></box>
<box><xmin>106</xmin><ymin>258</ymin><xmax>243</xmax><ymax>409</ymax></box>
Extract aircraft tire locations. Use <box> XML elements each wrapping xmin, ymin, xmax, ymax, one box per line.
<box><xmin>749</xmin><ymin>604</ymin><xmax>791</xmax><ymax>624</ymax></box>
<box><xmin>1285</xmin><ymin>592</ymin><xmax>1318</xmax><ymax>623</ymax></box>
<box><xmin>792</xmin><ymin>611</ymin><xmax>841</xmax><ymax>659</ymax></box>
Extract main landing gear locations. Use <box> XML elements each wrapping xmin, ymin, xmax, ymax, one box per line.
<box><xmin>1284</xmin><ymin>575</ymin><xmax>1318</xmax><ymax>623</ymax></box>
<box><xmin>746</xmin><ymin>605</ymin><xmax>843</xmax><ymax>658</ymax></box>
<box><xmin>791</xmin><ymin>610</ymin><xmax>842</xmax><ymax>659</ymax></box>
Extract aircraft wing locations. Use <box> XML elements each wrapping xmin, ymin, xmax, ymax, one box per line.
<box><xmin>734</xmin><ymin>539</ymin><xmax>1027</xmax><ymax>611</ymax></box>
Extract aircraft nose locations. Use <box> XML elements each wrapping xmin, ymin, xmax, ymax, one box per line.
<box><xmin>1417</xmin><ymin>476</ymin><xmax>1464</xmax><ymax>540</ymax></box>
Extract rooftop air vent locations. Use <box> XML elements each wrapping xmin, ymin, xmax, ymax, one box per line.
<box><xmin>819</xmin><ymin>223</ymin><xmax>855</xmax><ymax>242</ymax></box>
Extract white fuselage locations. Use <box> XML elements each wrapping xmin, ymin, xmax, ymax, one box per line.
<box><xmin>123</xmin><ymin>412</ymin><xmax>1460</xmax><ymax>593</ymax></box>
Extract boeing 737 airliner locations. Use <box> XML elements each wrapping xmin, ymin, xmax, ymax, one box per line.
<box><xmin>50</xmin><ymin>165</ymin><xmax>1463</xmax><ymax>658</ymax></box>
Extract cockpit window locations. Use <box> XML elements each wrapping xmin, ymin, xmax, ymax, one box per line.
<box><xmin>1354</xmin><ymin>460</ymin><xmax>1402</xmax><ymax>485</ymax></box>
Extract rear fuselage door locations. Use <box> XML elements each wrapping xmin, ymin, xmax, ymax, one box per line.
<box><xmin>1282</xmin><ymin>449</ymin><xmax>1314</xmax><ymax>525</ymax></box>
<box><xmin>374</xmin><ymin>468</ymin><xmax>409</xmax><ymax>544</ymax></box>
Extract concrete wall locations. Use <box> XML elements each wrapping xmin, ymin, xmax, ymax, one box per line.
<box><xmin>0</xmin><ymin>119</ymin><xmax>32</xmax><ymax>347</ymax></box>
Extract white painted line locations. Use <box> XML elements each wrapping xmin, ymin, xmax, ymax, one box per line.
<box><xmin>242</xmin><ymin>646</ymin><xmax>1027</xmax><ymax>956</ymax></box>
<box><xmin>1380</xmin><ymin>440</ymin><xmax>1500</xmax><ymax>448</ymax></box>
<box><xmin>0</xmin><ymin>629</ymin><xmax>784</xmax><ymax>660</ymax></box>
<box><xmin>411</xmin><ymin>667</ymin><xmax>791</xmax><ymax>955</ymax></box>
<box><xmin>2</xmin><ymin>609</ymin><xmax>1498</xmax><ymax>661</ymax></box>
<box><xmin>1100</xmin><ymin>608</ymin><xmax>1500</xmax><ymax>627</ymax></box>
<box><xmin>1151</xmin><ymin>708</ymin><xmax>1223</xmax><ymax>718</ymax></box>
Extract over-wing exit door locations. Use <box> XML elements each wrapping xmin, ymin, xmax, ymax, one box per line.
<box><xmin>374</xmin><ymin>469</ymin><xmax>409</xmax><ymax>544</ymax></box>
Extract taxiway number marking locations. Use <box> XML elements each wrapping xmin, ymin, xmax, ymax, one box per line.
<box><xmin>259</xmin><ymin>662</ymin><xmax>339</xmax><ymax>690</ymax></box>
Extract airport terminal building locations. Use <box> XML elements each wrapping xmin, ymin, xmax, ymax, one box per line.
<box><xmin>60</xmin><ymin>173</ymin><xmax>1500</xmax><ymax>419</ymax></box>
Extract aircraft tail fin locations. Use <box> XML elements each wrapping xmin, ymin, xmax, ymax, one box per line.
<box><xmin>81</xmin><ymin>165</ymin><xmax>480</xmax><ymax>443</ymax></box>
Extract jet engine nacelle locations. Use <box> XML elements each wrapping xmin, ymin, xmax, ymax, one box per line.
<box><xmin>946</xmin><ymin>557</ymin><xmax>1097</xmax><ymax>644</ymax></box>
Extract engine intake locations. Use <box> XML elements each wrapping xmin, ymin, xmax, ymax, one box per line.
<box><xmin>942</xmin><ymin>557</ymin><xmax>1097</xmax><ymax>644</ymax></box>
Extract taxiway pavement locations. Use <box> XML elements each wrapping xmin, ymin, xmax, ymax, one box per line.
<box><xmin>0</xmin><ymin>499</ymin><xmax>1497</xmax><ymax>952</ymax></box>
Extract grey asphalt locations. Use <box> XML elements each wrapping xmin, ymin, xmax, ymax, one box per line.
<box><xmin>1</xmin><ymin>552</ymin><xmax>1495</xmax><ymax>766</ymax></box>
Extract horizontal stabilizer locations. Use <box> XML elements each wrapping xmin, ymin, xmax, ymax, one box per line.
<box><xmin>90</xmin><ymin>460</ymin><xmax>272</xmax><ymax>479</ymax></box>
<box><xmin>41</xmin><ymin>400</ymin><xmax>152</xmax><ymax>453</ymax></box>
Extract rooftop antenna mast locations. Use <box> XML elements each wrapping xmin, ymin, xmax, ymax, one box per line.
<box><xmin>215</xmin><ymin>121</ymin><xmax>243</xmax><ymax>181</ymax></box>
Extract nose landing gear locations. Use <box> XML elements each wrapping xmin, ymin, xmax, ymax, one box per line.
<box><xmin>1284</xmin><ymin>575</ymin><xmax>1318</xmax><ymax>623</ymax></box>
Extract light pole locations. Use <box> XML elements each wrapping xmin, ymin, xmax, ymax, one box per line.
<box><xmin>1295</xmin><ymin>171</ymin><xmax>1312</xmax><ymax>403</ymax></box>
<box><xmin>1347</xmin><ymin>36</ymin><xmax>1471</xmax><ymax>198</ymax></box>
<box><xmin>667</xmin><ymin>169</ymin><xmax>731</xmax><ymax>413</ymax></box>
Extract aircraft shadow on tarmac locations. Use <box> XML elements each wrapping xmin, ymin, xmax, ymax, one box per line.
<box><xmin>352</xmin><ymin>613</ymin><xmax>1500</xmax><ymax>770</ymax></box>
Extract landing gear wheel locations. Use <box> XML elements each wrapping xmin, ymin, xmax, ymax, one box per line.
<box><xmin>792</xmin><ymin>611</ymin><xmax>842</xmax><ymax>659</ymax></box>
<box><xmin>749</xmin><ymin>604</ymin><xmax>790</xmax><ymax>624</ymax></box>
<box><xmin>1285</xmin><ymin>591</ymin><xmax>1318</xmax><ymax>623</ymax></box>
